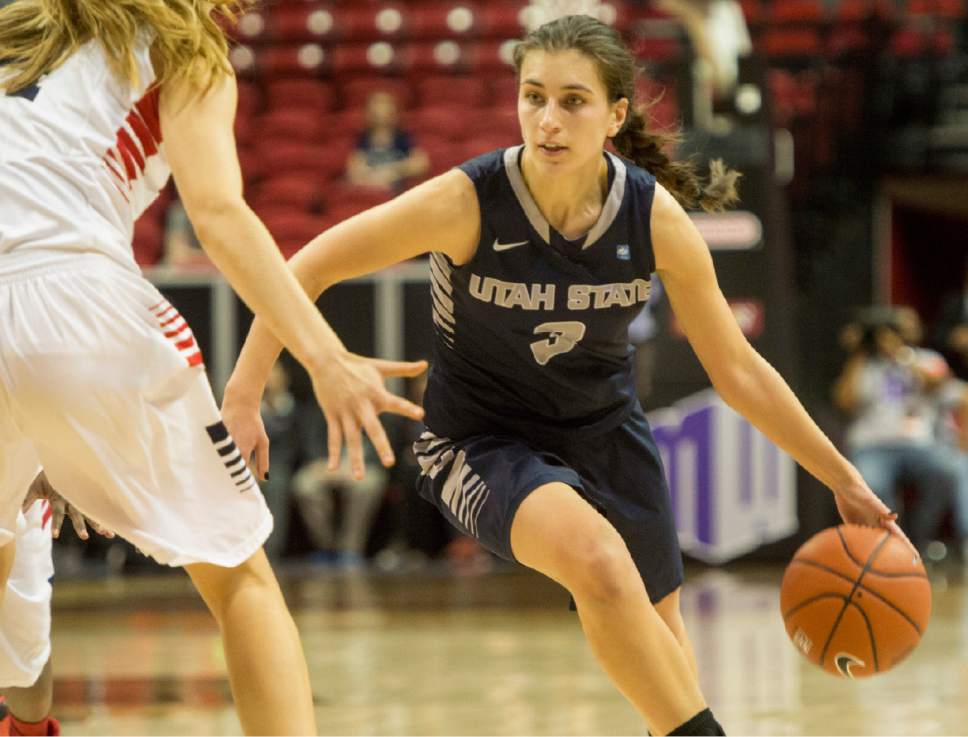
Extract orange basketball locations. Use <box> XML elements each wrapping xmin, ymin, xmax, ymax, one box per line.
<box><xmin>779</xmin><ymin>524</ymin><xmax>931</xmax><ymax>678</ymax></box>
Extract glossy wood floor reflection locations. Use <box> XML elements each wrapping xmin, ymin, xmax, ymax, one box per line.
<box><xmin>50</xmin><ymin>562</ymin><xmax>968</xmax><ymax>735</ymax></box>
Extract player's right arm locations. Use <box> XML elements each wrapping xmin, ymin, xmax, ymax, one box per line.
<box><xmin>221</xmin><ymin>169</ymin><xmax>480</xmax><ymax>480</ymax></box>
<box><xmin>160</xmin><ymin>70</ymin><xmax>428</xmax><ymax>477</ymax></box>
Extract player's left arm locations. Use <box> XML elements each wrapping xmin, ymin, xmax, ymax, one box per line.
<box><xmin>651</xmin><ymin>184</ymin><xmax>911</xmax><ymax>545</ymax></box>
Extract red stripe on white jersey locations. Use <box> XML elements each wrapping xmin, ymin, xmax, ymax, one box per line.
<box><xmin>41</xmin><ymin>501</ymin><xmax>53</xmax><ymax>531</ymax></box>
<box><xmin>101</xmin><ymin>87</ymin><xmax>163</xmax><ymax>190</ymax></box>
<box><xmin>153</xmin><ymin>301</ymin><xmax>205</xmax><ymax>368</ymax></box>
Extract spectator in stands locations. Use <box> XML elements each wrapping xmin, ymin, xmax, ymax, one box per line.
<box><xmin>162</xmin><ymin>198</ymin><xmax>210</xmax><ymax>268</ymax></box>
<box><xmin>259</xmin><ymin>361</ymin><xmax>301</xmax><ymax>561</ymax></box>
<box><xmin>833</xmin><ymin>309</ymin><xmax>959</xmax><ymax>553</ymax></box>
<box><xmin>934</xmin><ymin>258</ymin><xmax>968</xmax><ymax>380</ymax></box>
<box><xmin>346</xmin><ymin>91</ymin><xmax>429</xmax><ymax>192</ymax></box>
<box><xmin>935</xmin><ymin>373</ymin><xmax>968</xmax><ymax>559</ymax></box>
<box><xmin>291</xmin><ymin>405</ymin><xmax>387</xmax><ymax>566</ymax></box>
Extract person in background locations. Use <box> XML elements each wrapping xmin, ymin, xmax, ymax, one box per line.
<box><xmin>935</xmin><ymin>372</ymin><xmax>968</xmax><ymax>559</ymax></box>
<box><xmin>346</xmin><ymin>91</ymin><xmax>429</xmax><ymax>192</ymax></box>
<box><xmin>291</xmin><ymin>411</ymin><xmax>387</xmax><ymax>567</ymax></box>
<box><xmin>934</xmin><ymin>259</ymin><xmax>968</xmax><ymax>380</ymax></box>
<box><xmin>258</xmin><ymin>361</ymin><xmax>300</xmax><ymax>562</ymax></box>
<box><xmin>833</xmin><ymin>311</ymin><xmax>959</xmax><ymax>553</ymax></box>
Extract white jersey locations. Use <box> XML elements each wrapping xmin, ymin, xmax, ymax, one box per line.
<box><xmin>0</xmin><ymin>37</ymin><xmax>169</xmax><ymax>276</ymax></box>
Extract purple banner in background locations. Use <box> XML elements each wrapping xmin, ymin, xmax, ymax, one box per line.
<box><xmin>648</xmin><ymin>389</ymin><xmax>798</xmax><ymax>563</ymax></box>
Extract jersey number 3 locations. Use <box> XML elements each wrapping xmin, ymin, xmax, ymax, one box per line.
<box><xmin>530</xmin><ymin>321</ymin><xmax>586</xmax><ymax>366</ymax></box>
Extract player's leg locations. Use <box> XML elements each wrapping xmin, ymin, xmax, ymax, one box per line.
<box><xmin>510</xmin><ymin>483</ymin><xmax>712</xmax><ymax>736</ymax></box>
<box><xmin>185</xmin><ymin>550</ymin><xmax>314</xmax><ymax>735</ymax></box>
<box><xmin>0</xmin><ymin>502</ymin><xmax>57</xmax><ymax>737</ymax></box>
<box><xmin>2</xmin><ymin>265</ymin><xmax>315</xmax><ymax>735</ymax></box>
<box><xmin>1</xmin><ymin>659</ymin><xmax>57</xmax><ymax>736</ymax></box>
<box><xmin>653</xmin><ymin>588</ymin><xmax>698</xmax><ymax>678</ymax></box>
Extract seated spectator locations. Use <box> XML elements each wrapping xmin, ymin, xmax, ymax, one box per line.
<box><xmin>934</xmin><ymin>259</ymin><xmax>968</xmax><ymax>380</ymax></box>
<box><xmin>259</xmin><ymin>360</ymin><xmax>302</xmax><ymax>561</ymax></box>
<box><xmin>380</xmin><ymin>373</ymin><xmax>487</xmax><ymax>569</ymax></box>
<box><xmin>291</xmin><ymin>405</ymin><xmax>388</xmax><ymax>566</ymax></box>
<box><xmin>345</xmin><ymin>91</ymin><xmax>429</xmax><ymax>192</ymax></box>
<box><xmin>935</xmin><ymin>375</ymin><xmax>968</xmax><ymax>558</ymax></box>
<box><xmin>833</xmin><ymin>309</ymin><xmax>959</xmax><ymax>554</ymax></box>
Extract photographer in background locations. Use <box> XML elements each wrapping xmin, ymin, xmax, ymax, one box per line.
<box><xmin>833</xmin><ymin>308</ymin><xmax>959</xmax><ymax>554</ymax></box>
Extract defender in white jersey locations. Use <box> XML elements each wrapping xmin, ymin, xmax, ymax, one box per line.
<box><xmin>0</xmin><ymin>1</ymin><xmax>426</xmax><ymax>733</ymax></box>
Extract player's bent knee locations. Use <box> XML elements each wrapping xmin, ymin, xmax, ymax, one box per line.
<box><xmin>564</xmin><ymin>533</ymin><xmax>639</xmax><ymax>603</ymax></box>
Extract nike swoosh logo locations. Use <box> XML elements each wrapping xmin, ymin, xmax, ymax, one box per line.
<box><xmin>834</xmin><ymin>653</ymin><xmax>865</xmax><ymax>678</ymax></box>
<box><xmin>493</xmin><ymin>239</ymin><xmax>529</xmax><ymax>252</ymax></box>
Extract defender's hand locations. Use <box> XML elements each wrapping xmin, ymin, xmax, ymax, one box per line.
<box><xmin>310</xmin><ymin>354</ymin><xmax>427</xmax><ymax>480</ymax></box>
<box><xmin>23</xmin><ymin>472</ymin><xmax>114</xmax><ymax>540</ymax></box>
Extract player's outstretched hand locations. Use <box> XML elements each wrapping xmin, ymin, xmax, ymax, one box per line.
<box><xmin>222</xmin><ymin>399</ymin><xmax>271</xmax><ymax>481</ymax></box>
<box><xmin>310</xmin><ymin>354</ymin><xmax>427</xmax><ymax>479</ymax></box>
<box><xmin>833</xmin><ymin>481</ymin><xmax>919</xmax><ymax>562</ymax></box>
<box><xmin>22</xmin><ymin>471</ymin><xmax>115</xmax><ymax>541</ymax></box>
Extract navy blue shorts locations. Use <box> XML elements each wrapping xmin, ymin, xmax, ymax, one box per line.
<box><xmin>414</xmin><ymin>407</ymin><xmax>683</xmax><ymax>604</ymax></box>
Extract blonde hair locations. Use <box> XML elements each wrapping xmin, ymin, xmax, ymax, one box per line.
<box><xmin>0</xmin><ymin>0</ymin><xmax>250</xmax><ymax>96</ymax></box>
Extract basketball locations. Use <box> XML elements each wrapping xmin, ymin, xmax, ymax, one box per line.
<box><xmin>780</xmin><ymin>524</ymin><xmax>931</xmax><ymax>678</ymax></box>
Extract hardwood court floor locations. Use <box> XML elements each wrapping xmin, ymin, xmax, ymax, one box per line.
<box><xmin>50</xmin><ymin>561</ymin><xmax>968</xmax><ymax>735</ymax></box>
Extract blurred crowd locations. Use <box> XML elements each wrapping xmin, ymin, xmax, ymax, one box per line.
<box><xmin>832</xmin><ymin>264</ymin><xmax>968</xmax><ymax>561</ymax></box>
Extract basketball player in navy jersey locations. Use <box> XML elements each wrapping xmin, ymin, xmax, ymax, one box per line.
<box><xmin>223</xmin><ymin>15</ymin><xmax>913</xmax><ymax>736</ymax></box>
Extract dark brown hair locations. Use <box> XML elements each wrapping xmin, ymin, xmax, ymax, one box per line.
<box><xmin>512</xmin><ymin>14</ymin><xmax>740</xmax><ymax>212</ymax></box>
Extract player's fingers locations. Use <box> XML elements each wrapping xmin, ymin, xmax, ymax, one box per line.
<box><xmin>884</xmin><ymin>518</ymin><xmax>920</xmax><ymax>563</ymax></box>
<box><xmin>370</xmin><ymin>359</ymin><xmax>429</xmax><ymax>378</ymax></box>
<box><xmin>361</xmin><ymin>408</ymin><xmax>395</xmax><ymax>467</ymax></box>
<box><xmin>91</xmin><ymin>520</ymin><xmax>115</xmax><ymax>538</ymax></box>
<box><xmin>51</xmin><ymin>501</ymin><xmax>66</xmax><ymax>539</ymax></box>
<box><xmin>68</xmin><ymin>505</ymin><xmax>89</xmax><ymax>540</ymax></box>
<box><xmin>381</xmin><ymin>393</ymin><xmax>425</xmax><ymax>421</ymax></box>
<box><xmin>257</xmin><ymin>435</ymin><xmax>270</xmax><ymax>481</ymax></box>
<box><xmin>342</xmin><ymin>415</ymin><xmax>366</xmax><ymax>480</ymax></box>
<box><xmin>325</xmin><ymin>411</ymin><xmax>343</xmax><ymax>471</ymax></box>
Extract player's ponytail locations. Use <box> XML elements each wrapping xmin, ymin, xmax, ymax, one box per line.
<box><xmin>513</xmin><ymin>14</ymin><xmax>740</xmax><ymax>213</ymax></box>
<box><xmin>612</xmin><ymin>105</ymin><xmax>740</xmax><ymax>212</ymax></box>
<box><xmin>0</xmin><ymin>0</ymin><xmax>249</xmax><ymax>96</ymax></box>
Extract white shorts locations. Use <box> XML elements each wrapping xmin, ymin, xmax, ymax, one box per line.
<box><xmin>0</xmin><ymin>255</ymin><xmax>271</xmax><ymax>566</ymax></box>
<box><xmin>0</xmin><ymin>503</ymin><xmax>53</xmax><ymax>688</ymax></box>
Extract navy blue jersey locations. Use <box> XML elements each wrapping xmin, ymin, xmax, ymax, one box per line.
<box><xmin>424</xmin><ymin>145</ymin><xmax>656</xmax><ymax>443</ymax></box>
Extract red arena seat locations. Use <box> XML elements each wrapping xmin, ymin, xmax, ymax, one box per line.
<box><xmin>264</xmin><ymin>79</ymin><xmax>337</xmax><ymax>114</ymax></box>
<box><xmin>232</xmin><ymin>44</ymin><xmax>329</xmax><ymax>78</ymax></box>
<box><xmin>253</xmin><ymin>140</ymin><xmax>352</xmax><ymax>181</ymax></box>
<box><xmin>476</xmin><ymin>2</ymin><xmax>525</xmax><ymax>38</ymax></box>
<box><xmin>338</xmin><ymin>4</ymin><xmax>409</xmax><ymax>41</ymax></box>
<box><xmin>402</xmin><ymin>41</ymin><xmax>474</xmax><ymax>73</ymax></box>
<box><xmin>415</xmin><ymin>75</ymin><xmax>487</xmax><ymax>108</ymax></box>
<box><xmin>408</xmin><ymin>3</ymin><xmax>479</xmax><ymax>39</ymax></box>
<box><xmin>255</xmin><ymin>108</ymin><xmax>331</xmax><ymax>143</ymax></box>
<box><xmin>469</xmin><ymin>40</ymin><xmax>519</xmax><ymax>72</ymax></box>
<box><xmin>330</xmin><ymin>42</ymin><xmax>405</xmax><ymax>76</ymax></box>
<box><xmin>341</xmin><ymin>76</ymin><xmax>413</xmax><ymax>109</ymax></box>
<box><xmin>251</xmin><ymin>174</ymin><xmax>323</xmax><ymax>212</ymax></box>
<box><xmin>268</xmin><ymin>4</ymin><xmax>339</xmax><ymax>43</ymax></box>
<box><xmin>404</xmin><ymin>105</ymin><xmax>470</xmax><ymax>141</ymax></box>
<box><xmin>260</xmin><ymin>209</ymin><xmax>326</xmax><ymax>257</ymax></box>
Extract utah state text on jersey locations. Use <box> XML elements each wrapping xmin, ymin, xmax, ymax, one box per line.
<box><xmin>469</xmin><ymin>274</ymin><xmax>651</xmax><ymax>311</ymax></box>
